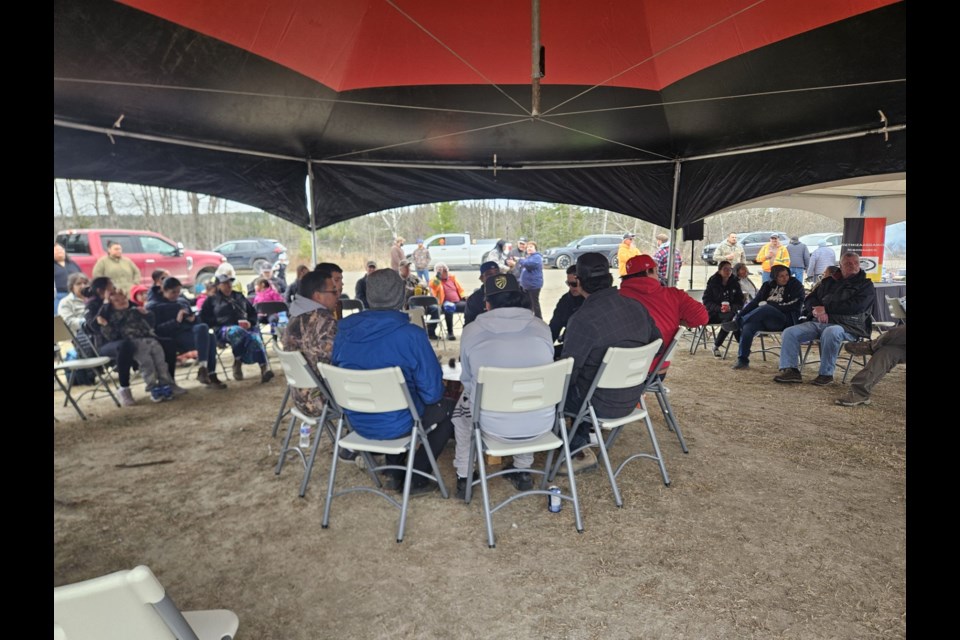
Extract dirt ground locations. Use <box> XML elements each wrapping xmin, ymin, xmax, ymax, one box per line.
<box><xmin>54</xmin><ymin>268</ymin><xmax>906</xmax><ymax>639</ymax></box>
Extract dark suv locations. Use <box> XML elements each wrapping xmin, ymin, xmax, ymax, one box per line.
<box><xmin>212</xmin><ymin>238</ymin><xmax>287</xmax><ymax>272</ymax></box>
<box><xmin>542</xmin><ymin>234</ymin><xmax>623</xmax><ymax>270</ymax></box>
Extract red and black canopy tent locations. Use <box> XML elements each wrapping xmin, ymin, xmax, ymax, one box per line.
<box><xmin>54</xmin><ymin>0</ymin><xmax>905</xmax><ymax>247</ymax></box>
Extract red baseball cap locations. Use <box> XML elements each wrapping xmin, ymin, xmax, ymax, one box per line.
<box><xmin>624</xmin><ymin>254</ymin><xmax>657</xmax><ymax>277</ymax></box>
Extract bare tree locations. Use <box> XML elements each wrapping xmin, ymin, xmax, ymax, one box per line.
<box><xmin>100</xmin><ymin>182</ymin><xmax>118</xmax><ymax>227</ymax></box>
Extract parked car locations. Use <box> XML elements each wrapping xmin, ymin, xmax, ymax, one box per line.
<box><xmin>799</xmin><ymin>232</ymin><xmax>843</xmax><ymax>262</ymax></box>
<box><xmin>542</xmin><ymin>234</ymin><xmax>623</xmax><ymax>269</ymax></box>
<box><xmin>212</xmin><ymin>238</ymin><xmax>287</xmax><ymax>273</ymax></box>
<box><xmin>55</xmin><ymin>228</ymin><xmax>226</xmax><ymax>287</ymax></box>
<box><xmin>401</xmin><ymin>233</ymin><xmax>498</xmax><ymax>268</ymax></box>
<box><xmin>893</xmin><ymin>267</ymin><xmax>906</xmax><ymax>282</ymax></box>
<box><xmin>701</xmin><ymin>231</ymin><xmax>788</xmax><ymax>265</ymax></box>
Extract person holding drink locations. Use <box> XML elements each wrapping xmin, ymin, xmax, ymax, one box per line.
<box><xmin>200</xmin><ymin>274</ymin><xmax>274</xmax><ymax>383</ymax></box>
<box><xmin>702</xmin><ymin>261</ymin><xmax>745</xmax><ymax>357</ymax></box>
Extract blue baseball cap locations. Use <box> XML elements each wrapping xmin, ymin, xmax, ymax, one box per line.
<box><xmin>479</xmin><ymin>261</ymin><xmax>499</xmax><ymax>275</ymax></box>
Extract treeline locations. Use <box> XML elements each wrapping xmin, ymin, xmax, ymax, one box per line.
<box><xmin>56</xmin><ymin>180</ymin><xmax>879</xmax><ymax>265</ymax></box>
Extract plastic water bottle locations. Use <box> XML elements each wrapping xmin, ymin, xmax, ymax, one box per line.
<box><xmin>277</xmin><ymin>310</ymin><xmax>289</xmax><ymax>333</ymax></box>
<box><xmin>299</xmin><ymin>424</ymin><xmax>311</xmax><ymax>449</ymax></box>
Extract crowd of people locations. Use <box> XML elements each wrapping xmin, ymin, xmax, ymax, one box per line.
<box><xmin>56</xmin><ymin>230</ymin><xmax>904</xmax><ymax>492</ymax></box>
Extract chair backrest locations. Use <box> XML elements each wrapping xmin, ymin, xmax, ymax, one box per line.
<box><xmin>54</xmin><ymin>315</ymin><xmax>75</xmax><ymax>344</ymax></box>
<box><xmin>318</xmin><ymin>363</ymin><xmax>417</xmax><ymax>418</ymax></box>
<box><xmin>685</xmin><ymin>289</ymin><xmax>705</xmax><ymax>302</ymax></box>
<box><xmin>595</xmin><ymin>339</ymin><xmax>664</xmax><ymax>390</ymax></box>
<box><xmin>475</xmin><ymin>358</ymin><xmax>574</xmax><ymax>413</ymax></box>
<box><xmin>648</xmin><ymin>331</ymin><xmax>681</xmax><ymax>379</ymax></box>
<box><xmin>885</xmin><ymin>295</ymin><xmax>906</xmax><ymax>320</ymax></box>
<box><xmin>340</xmin><ymin>299</ymin><xmax>364</xmax><ymax>314</ymax></box>
<box><xmin>275</xmin><ymin>349</ymin><xmax>322</xmax><ymax>390</ymax></box>
<box><xmin>404</xmin><ymin>307</ymin><xmax>425</xmax><ymax>326</ymax></box>
<box><xmin>53</xmin><ymin>565</ymin><xmax>199</xmax><ymax>640</ymax></box>
<box><xmin>408</xmin><ymin>295</ymin><xmax>439</xmax><ymax>310</ymax></box>
<box><xmin>255</xmin><ymin>301</ymin><xmax>289</xmax><ymax>315</ymax></box>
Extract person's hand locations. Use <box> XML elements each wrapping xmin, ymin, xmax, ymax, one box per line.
<box><xmin>137</xmin><ymin>306</ymin><xmax>148</xmax><ymax>315</ymax></box>
<box><xmin>238</xmin><ymin>319</ymin><xmax>251</xmax><ymax>329</ymax></box>
<box><xmin>95</xmin><ymin>315</ymin><xmax>108</xmax><ymax>326</ymax></box>
<box><xmin>177</xmin><ymin>309</ymin><xmax>187</xmax><ymax>323</ymax></box>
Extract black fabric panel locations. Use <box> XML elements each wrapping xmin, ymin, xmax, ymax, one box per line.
<box><xmin>311</xmin><ymin>163</ymin><xmax>678</xmax><ymax>228</ymax></box>
<box><xmin>54</xmin><ymin>127</ymin><xmax>309</xmax><ymax>226</ymax></box>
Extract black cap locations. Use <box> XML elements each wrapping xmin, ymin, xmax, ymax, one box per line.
<box><xmin>483</xmin><ymin>273</ymin><xmax>520</xmax><ymax>297</ymax></box>
<box><xmin>576</xmin><ymin>252</ymin><xmax>610</xmax><ymax>279</ymax></box>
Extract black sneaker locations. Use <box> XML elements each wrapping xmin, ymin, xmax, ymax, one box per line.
<box><xmin>506</xmin><ymin>470</ymin><xmax>533</xmax><ymax>491</ymax></box>
<box><xmin>810</xmin><ymin>374</ymin><xmax>834</xmax><ymax>386</ymax></box>
<box><xmin>407</xmin><ymin>480</ymin><xmax>438</xmax><ymax>497</ymax></box>
<box><xmin>447</xmin><ymin>333</ymin><xmax>457</xmax><ymax>341</ymax></box>
<box><xmin>455</xmin><ymin>471</ymin><xmax>479</xmax><ymax>500</ymax></box>
<box><xmin>338</xmin><ymin>448</ymin><xmax>358</xmax><ymax>461</ymax></box>
<box><xmin>712</xmin><ymin>346</ymin><xmax>722</xmax><ymax>358</ymax></box>
<box><xmin>773</xmin><ymin>368</ymin><xmax>803</xmax><ymax>383</ymax></box>
<box><xmin>731</xmin><ymin>359</ymin><xmax>749</xmax><ymax>370</ymax></box>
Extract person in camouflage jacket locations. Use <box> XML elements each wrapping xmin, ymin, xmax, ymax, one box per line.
<box><xmin>282</xmin><ymin>270</ymin><xmax>339</xmax><ymax>416</ymax></box>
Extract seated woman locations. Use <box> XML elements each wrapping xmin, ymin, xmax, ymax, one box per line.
<box><xmin>723</xmin><ymin>264</ymin><xmax>805</xmax><ymax>370</ymax></box>
<box><xmin>147</xmin><ymin>276</ymin><xmax>227</xmax><ymax>389</ymax></box>
<box><xmin>733</xmin><ymin>263</ymin><xmax>758</xmax><ymax>302</ymax></box>
<box><xmin>58</xmin><ymin>272</ymin><xmax>90</xmax><ymax>333</ymax></box>
<box><xmin>200</xmin><ymin>274</ymin><xmax>274</xmax><ymax>383</ymax></box>
<box><xmin>702</xmin><ymin>261</ymin><xmax>744</xmax><ymax>357</ymax></box>
<box><xmin>97</xmin><ymin>285</ymin><xmax>184</xmax><ymax>402</ymax></box>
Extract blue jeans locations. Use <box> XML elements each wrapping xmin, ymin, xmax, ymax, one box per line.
<box><xmin>417</xmin><ymin>269</ymin><xmax>430</xmax><ymax>283</ymax></box>
<box><xmin>779</xmin><ymin>322</ymin><xmax>857</xmax><ymax>376</ymax></box>
<box><xmin>761</xmin><ymin>271</ymin><xmax>771</xmax><ymax>283</ymax></box>
<box><xmin>790</xmin><ymin>267</ymin><xmax>805</xmax><ymax>282</ymax></box>
<box><xmin>737</xmin><ymin>305</ymin><xmax>789</xmax><ymax>361</ymax></box>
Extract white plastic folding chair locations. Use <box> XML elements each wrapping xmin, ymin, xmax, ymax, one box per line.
<box><xmin>463</xmin><ymin>358</ymin><xmax>582</xmax><ymax>548</ymax></box>
<box><xmin>273</xmin><ymin>350</ymin><xmax>351</xmax><ymax>498</ymax></box>
<box><xmin>54</xmin><ymin>316</ymin><xmax>120</xmax><ymax>419</ymax></box>
<box><xmin>642</xmin><ymin>331</ymin><xmax>689</xmax><ymax>454</ymax></box>
<box><xmin>408</xmin><ymin>295</ymin><xmax>445</xmax><ymax>351</ymax></box>
<box><xmin>53</xmin><ymin>564</ymin><xmax>239</xmax><ymax>640</ymax></box>
<box><xmin>318</xmin><ymin>363</ymin><xmax>449</xmax><ymax>543</ymax></box>
<box><xmin>553</xmin><ymin>339</ymin><xmax>669</xmax><ymax>508</ymax></box>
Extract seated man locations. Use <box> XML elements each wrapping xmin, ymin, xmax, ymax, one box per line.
<box><xmin>463</xmin><ymin>261</ymin><xmax>501</xmax><ymax>326</ymax></box>
<box><xmin>354</xmin><ymin>260</ymin><xmax>377</xmax><ymax>309</ymax></box>
<box><xmin>548</xmin><ymin>265</ymin><xmax>585</xmax><ymax>359</ymax></box>
<box><xmin>454</xmin><ymin>273</ymin><xmax>555</xmax><ymax>497</ymax></box>
<box><xmin>332</xmin><ymin>269</ymin><xmax>454</xmax><ymax>495</ymax></box>
<box><xmin>429</xmin><ymin>262</ymin><xmax>467</xmax><ymax>341</ymax></box>
<box><xmin>774</xmin><ymin>252</ymin><xmax>875</xmax><ymax>386</ymax></box>
<box><xmin>722</xmin><ymin>264</ymin><xmax>805</xmax><ymax>370</ymax></box>
<box><xmin>835</xmin><ymin>326</ymin><xmax>906</xmax><ymax>406</ymax></box>
<box><xmin>398</xmin><ymin>259</ymin><xmax>425</xmax><ymax>306</ymax></box>
<box><xmin>283</xmin><ymin>270</ymin><xmax>339</xmax><ymax>417</ymax></box>
<box><xmin>561</xmin><ymin>253</ymin><xmax>662</xmax><ymax>472</ymax></box>
<box><xmin>619</xmin><ymin>254</ymin><xmax>708</xmax><ymax>372</ymax></box>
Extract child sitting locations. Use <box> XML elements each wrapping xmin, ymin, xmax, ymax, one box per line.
<box><xmin>252</xmin><ymin>278</ymin><xmax>285</xmax><ymax>324</ymax></box>
<box><xmin>97</xmin><ymin>287</ymin><xmax>182</xmax><ymax>402</ymax></box>
<box><xmin>194</xmin><ymin>277</ymin><xmax>217</xmax><ymax>311</ymax></box>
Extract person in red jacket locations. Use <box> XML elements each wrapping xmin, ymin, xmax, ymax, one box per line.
<box><xmin>619</xmin><ymin>254</ymin><xmax>708</xmax><ymax>372</ymax></box>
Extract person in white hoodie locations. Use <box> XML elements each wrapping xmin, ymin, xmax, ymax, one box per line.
<box><xmin>453</xmin><ymin>273</ymin><xmax>555</xmax><ymax>498</ymax></box>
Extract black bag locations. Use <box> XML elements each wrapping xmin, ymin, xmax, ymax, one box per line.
<box><xmin>67</xmin><ymin>367</ymin><xmax>97</xmax><ymax>386</ymax></box>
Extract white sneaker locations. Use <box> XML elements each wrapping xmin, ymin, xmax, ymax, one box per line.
<box><xmin>118</xmin><ymin>386</ymin><xmax>136</xmax><ymax>407</ymax></box>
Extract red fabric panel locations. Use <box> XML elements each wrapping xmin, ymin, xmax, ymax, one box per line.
<box><xmin>121</xmin><ymin>0</ymin><xmax>900</xmax><ymax>91</ymax></box>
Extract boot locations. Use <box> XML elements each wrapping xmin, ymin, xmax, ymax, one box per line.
<box><xmin>233</xmin><ymin>359</ymin><xmax>244</xmax><ymax>380</ymax></box>
<box><xmin>207</xmin><ymin>373</ymin><xmax>227</xmax><ymax>390</ymax></box>
<box><xmin>260</xmin><ymin>363</ymin><xmax>274</xmax><ymax>384</ymax></box>
<box><xmin>197</xmin><ymin>365</ymin><xmax>211</xmax><ymax>384</ymax></box>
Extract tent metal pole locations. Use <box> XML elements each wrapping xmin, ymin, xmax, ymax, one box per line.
<box><xmin>531</xmin><ymin>0</ymin><xmax>542</xmax><ymax>117</ymax></box>
<box><xmin>307</xmin><ymin>161</ymin><xmax>318</xmax><ymax>265</ymax></box>
<box><xmin>667</xmin><ymin>160</ymin><xmax>681</xmax><ymax>288</ymax></box>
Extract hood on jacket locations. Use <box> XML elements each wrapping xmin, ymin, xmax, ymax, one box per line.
<box><xmin>288</xmin><ymin>295</ymin><xmax>326</xmax><ymax>318</ymax></box>
<box><xmin>470</xmin><ymin>306</ymin><xmax>539</xmax><ymax>334</ymax></box>
<box><xmin>336</xmin><ymin>309</ymin><xmax>409</xmax><ymax>343</ymax></box>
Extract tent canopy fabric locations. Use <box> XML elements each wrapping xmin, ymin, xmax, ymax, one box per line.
<box><xmin>53</xmin><ymin>0</ymin><xmax>906</xmax><ymax>230</ymax></box>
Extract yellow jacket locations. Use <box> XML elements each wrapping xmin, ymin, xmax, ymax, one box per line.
<box><xmin>617</xmin><ymin>242</ymin><xmax>640</xmax><ymax>276</ymax></box>
<box><xmin>756</xmin><ymin>243</ymin><xmax>790</xmax><ymax>272</ymax></box>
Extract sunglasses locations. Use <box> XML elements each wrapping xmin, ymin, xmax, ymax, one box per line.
<box><xmin>566</xmin><ymin>280</ymin><xmax>579</xmax><ymax>287</ymax></box>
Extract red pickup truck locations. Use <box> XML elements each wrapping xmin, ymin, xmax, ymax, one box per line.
<box><xmin>55</xmin><ymin>229</ymin><xmax>226</xmax><ymax>287</ymax></box>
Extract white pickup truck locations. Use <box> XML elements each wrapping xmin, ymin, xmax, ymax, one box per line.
<box><xmin>402</xmin><ymin>233</ymin><xmax>499</xmax><ymax>268</ymax></box>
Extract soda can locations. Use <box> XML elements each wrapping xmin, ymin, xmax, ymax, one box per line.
<box><xmin>547</xmin><ymin>486</ymin><xmax>562</xmax><ymax>513</ymax></box>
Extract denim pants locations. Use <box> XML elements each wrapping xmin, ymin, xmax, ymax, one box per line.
<box><xmin>790</xmin><ymin>267</ymin><xmax>805</xmax><ymax>282</ymax></box>
<box><xmin>779</xmin><ymin>321</ymin><xmax>857</xmax><ymax>376</ymax></box>
<box><xmin>417</xmin><ymin>269</ymin><xmax>430</xmax><ymax>283</ymax></box>
<box><xmin>737</xmin><ymin>305</ymin><xmax>789</xmax><ymax>361</ymax></box>
<box><xmin>171</xmin><ymin>323</ymin><xmax>217</xmax><ymax>370</ymax></box>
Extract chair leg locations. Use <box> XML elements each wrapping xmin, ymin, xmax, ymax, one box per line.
<box><xmin>275</xmin><ymin>414</ymin><xmax>299</xmax><ymax>475</ymax></box>
<box><xmin>395</xmin><ymin>437</ymin><xmax>418</xmax><ymax>543</ymax></box>
<box><xmin>558</xmin><ymin>419</ymin><xmax>584</xmax><ymax>535</ymax></box>
<box><xmin>643</xmin><ymin>413</ymin><xmax>671</xmax><ymax>486</ymax></box>
<box><xmin>321</xmin><ymin>419</ymin><xmax>346</xmax><ymax>529</ymax></box>
<box><xmin>649</xmin><ymin>389</ymin><xmax>688</xmax><ymax>454</ymax></box>
<box><xmin>55</xmin><ymin>371</ymin><xmax>86</xmax><ymax>420</ymax></box>
<box><xmin>474</xmin><ymin>428</ymin><xmax>496</xmax><ymax>548</ymax></box>
<box><xmin>272</xmin><ymin>387</ymin><xmax>291</xmax><ymax>438</ymax></box>
<box><xmin>298</xmin><ymin>405</ymin><xmax>329</xmax><ymax>498</ymax></box>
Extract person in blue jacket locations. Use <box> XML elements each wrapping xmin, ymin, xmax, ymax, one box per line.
<box><xmin>517</xmin><ymin>240</ymin><xmax>544</xmax><ymax>318</ymax></box>
<box><xmin>332</xmin><ymin>269</ymin><xmax>454</xmax><ymax>495</ymax></box>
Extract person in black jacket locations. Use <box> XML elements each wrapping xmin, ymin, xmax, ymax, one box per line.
<box><xmin>354</xmin><ymin>260</ymin><xmax>377</xmax><ymax>309</ymax></box>
<box><xmin>721</xmin><ymin>265</ymin><xmax>805</xmax><ymax>370</ymax></box>
<box><xmin>148</xmin><ymin>277</ymin><xmax>226</xmax><ymax>389</ymax></box>
<box><xmin>701</xmin><ymin>261</ymin><xmax>745</xmax><ymax>357</ymax></box>
<box><xmin>548</xmin><ymin>265</ymin><xmax>585</xmax><ymax>359</ymax></box>
<box><xmin>201</xmin><ymin>274</ymin><xmax>273</xmax><ymax>383</ymax></box>
<box><xmin>774</xmin><ymin>252</ymin><xmax>875</xmax><ymax>385</ymax></box>
<box><xmin>463</xmin><ymin>261</ymin><xmax>502</xmax><ymax>327</ymax></box>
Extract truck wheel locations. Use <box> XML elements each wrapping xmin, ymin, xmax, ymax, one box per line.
<box><xmin>194</xmin><ymin>269</ymin><xmax>217</xmax><ymax>289</ymax></box>
<box><xmin>555</xmin><ymin>254</ymin><xmax>572</xmax><ymax>270</ymax></box>
<box><xmin>252</xmin><ymin>258</ymin><xmax>270</xmax><ymax>273</ymax></box>
<box><xmin>609</xmin><ymin>254</ymin><xmax>619</xmax><ymax>269</ymax></box>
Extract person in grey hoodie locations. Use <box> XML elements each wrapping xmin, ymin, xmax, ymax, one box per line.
<box><xmin>453</xmin><ymin>273</ymin><xmax>555</xmax><ymax>497</ymax></box>
<box><xmin>786</xmin><ymin>235</ymin><xmax>811</xmax><ymax>283</ymax></box>
<box><xmin>806</xmin><ymin>241</ymin><xmax>837</xmax><ymax>283</ymax></box>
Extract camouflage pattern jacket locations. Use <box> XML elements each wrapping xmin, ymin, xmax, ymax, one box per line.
<box><xmin>281</xmin><ymin>302</ymin><xmax>338</xmax><ymax>416</ymax></box>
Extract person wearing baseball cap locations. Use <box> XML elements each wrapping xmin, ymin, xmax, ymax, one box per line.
<box><xmin>354</xmin><ymin>260</ymin><xmax>378</xmax><ymax>309</ymax></box>
<box><xmin>617</xmin><ymin>232</ymin><xmax>640</xmax><ymax>277</ymax></box>
<box><xmin>559</xmin><ymin>253</ymin><xmax>662</xmax><ymax>474</ymax></box>
<box><xmin>463</xmin><ymin>261</ymin><xmax>501</xmax><ymax>326</ymax></box>
<box><xmin>453</xmin><ymin>272</ymin><xmax>555</xmax><ymax>497</ymax></box>
<box><xmin>620</xmin><ymin>254</ymin><xmax>708</xmax><ymax>369</ymax></box>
